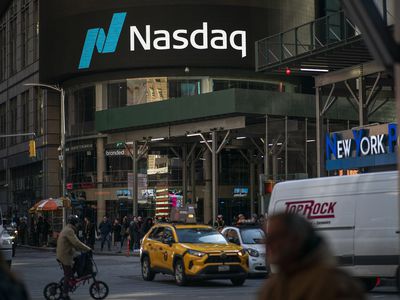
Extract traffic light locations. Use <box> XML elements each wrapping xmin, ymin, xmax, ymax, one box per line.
<box><xmin>29</xmin><ymin>139</ymin><xmax>36</xmax><ymax>158</ymax></box>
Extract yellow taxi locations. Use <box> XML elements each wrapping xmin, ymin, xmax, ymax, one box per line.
<box><xmin>140</xmin><ymin>223</ymin><xmax>249</xmax><ymax>286</ymax></box>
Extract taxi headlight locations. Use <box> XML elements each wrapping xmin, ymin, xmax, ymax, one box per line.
<box><xmin>246</xmin><ymin>248</ymin><xmax>260</xmax><ymax>257</ymax></box>
<box><xmin>237</xmin><ymin>249</ymin><xmax>247</xmax><ymax>257</ymax></box>
<box><xmin>187</xmin><ymin>249</ymin><xmax>206</xmax><ymax>257</ymax></box>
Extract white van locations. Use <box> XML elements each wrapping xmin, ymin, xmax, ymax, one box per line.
<box><xmin>268</xmin><ymin>171</ymin><xmax>399</xmax><ymax>290</ymax></box>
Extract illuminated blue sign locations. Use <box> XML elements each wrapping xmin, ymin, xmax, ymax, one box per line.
<box><xmin>79</xmin><ymin>12</ymin><xmax>127</xmax><ymax>69</ymax></box>
<box><xmin>326</xmin><ymin>123</ymin><xmax>397</xmax><ymax>171</ymax></box>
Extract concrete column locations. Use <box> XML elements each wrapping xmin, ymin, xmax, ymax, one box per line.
<box><xmin>285</xmin><ymin>116</ymin><xmax>288</xmax><ymax>180</ymax></box>
<box><xmin>96</xmin><ymin>137</ymin><xmax>106</xmax><ymax>225</ymax></box>
<box><xmin>203</xmin><ymin>149</ymin><xmax>212</xmax><ymax>224</ymax></box>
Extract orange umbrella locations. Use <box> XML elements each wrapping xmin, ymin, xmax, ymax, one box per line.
<box><xmin>30</xmin><ymin>198</ymin><xmax>63</xmax><ymax>212</ymax></box>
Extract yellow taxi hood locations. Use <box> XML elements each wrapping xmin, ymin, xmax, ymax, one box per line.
<box><xmin>180</xmin><ymin>243</ymin><xmax>242</xmax><ymax>253</ymax></box>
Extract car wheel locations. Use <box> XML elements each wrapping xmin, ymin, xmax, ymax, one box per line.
<box><xmin>141</xmin><ymin>256</ymin><xmax>155</xmax><ymax>281</ymax></box>
<box><xmin>174</xmin><ymin>259</ymin><xmax>188</xmax><ymax>286</ymax></box>
<box><xmin>360</xmin><ymin>278</ymin><xmax>377</xmax><ymax>292</ymax></box>
<box><xmin>231</xmin><ymin>277</ymin><xmax>246</xmax><ymax>286</ymax></box>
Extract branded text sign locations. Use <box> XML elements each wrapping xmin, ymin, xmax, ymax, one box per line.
<box><xmin>40</xmin><ymin>1</ymin><xmax>273</xmax><ymax>83</ymax></box>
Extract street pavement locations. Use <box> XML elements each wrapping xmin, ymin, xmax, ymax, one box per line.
<box><xmin>11</xmin><ymin>249</ymin><xmax>399</xmax><ymax>300</ymax></box>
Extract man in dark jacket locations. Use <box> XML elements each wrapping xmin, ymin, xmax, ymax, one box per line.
<box><xmin>98</xmin><ymin>216</ymin><xmax>112</xmax><ymax>251</ymax></box>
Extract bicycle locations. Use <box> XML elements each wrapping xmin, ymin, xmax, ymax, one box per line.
<box><xmin>43</xmin><ymin>252</ymin><xmax>109</xmax><ymax>300</ymax></box>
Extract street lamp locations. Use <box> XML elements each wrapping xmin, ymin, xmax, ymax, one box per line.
<box><xmin>24</xmin><ymin>83</ymin><xmax>67</xmax><ymax>224</ymax></box>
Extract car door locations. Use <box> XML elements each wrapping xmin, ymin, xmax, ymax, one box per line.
<box><xmin>158</xmin><ymin>227</ymin><xmax>176</xmax><ymax>271</ymax></box>
<box><xmin>145</xmin><ymin>226</ymin><xmax>165</xmax><ymax>269</ymax></box>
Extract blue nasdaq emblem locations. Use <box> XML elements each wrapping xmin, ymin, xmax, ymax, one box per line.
<box><xmin>78</xmin><ymin>12</ymin><xmax>127</xmax><ymax>69</ymax></box>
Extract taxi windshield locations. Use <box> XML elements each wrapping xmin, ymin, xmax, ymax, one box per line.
<box><xmin>176</xmin><ymin>228</ymin><xmax>228</xmax><ymax>244</ymax></box>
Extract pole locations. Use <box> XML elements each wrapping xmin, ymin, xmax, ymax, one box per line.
<box><xmin>316</xmin><ymin>87</ymin><xmax>322</xmax><ymax>177</ymax></box>
<box><xmin>262</xmin><ymin>115</ymin><xmax>269</xmax><ymax>215</ymax></box>
<box><xmin>132</xmin><ymin>141</ymin><xmax>138</xmax><ymax>217</ymax></box>
<box><xmin>60</xmin><ymin>89</ymin><xmax>67</xmax><ymax>227</ymax></box>
<box><xmin>358</xmin><ymin>76</ymin><xmax>366</xmax><ymax>126</ymax></box>
<box><xmin>211</xmin><ymin>131</ymin><xmax>218</xmax><ymax>224</ymax></box>
<box><xmin>249</xmin><ymin>150</ymin><xmax>255</xmax><ymax>216</ymax></box>
<box><xmin>285</xmin><ymin>116</ymin><xmax>288</xmax><ymax>180</ymax></box>
<box><xmin>182</xmin><ymin>145</ymin><xmax>187</xmax><ymax>205</ymax></box>
<box><xmin>395</xmin><ymin>0</ymin><xmax>400</xmax><ymax>274</ymax></box>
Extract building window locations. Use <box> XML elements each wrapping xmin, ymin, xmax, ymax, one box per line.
<box><xmin>213</xmin><ymin>80</ymin><xmax>281</xmax><ymax>92</ymax></box>
<box><xmin>0</xmin><ymin>103</ymin><xmax>6</xmax><ymax>149</ymax></box>
<box><xmin>21</xmin><ymin>0</ymin><xmax>30</xmax><ymax>68</ymax></box>
<box><xmin>107</xmin><ymin>82</ymin><xmax>127</xmax><ymax>109</ymax></box>
<box><xmin>33</xmin><ymin>88</ymin><xmax>43</xmax><ymax>136</ymax></box>
<box><xmin>9</xmin><ymin>97</ymin><xmax>17</xmax><ymax>145</ymax></box>
<box><xmin>9</xmin><ymin>4</ymin><xmax>17</xmax><ymax>75</ymax></box>
<box><xmin>126</xmin><ymin>78</ymin><xmax>169</xmax><ymax>105</ymax></box>
<box><xmin>66</xmin><ymin>86</ymin><xmax>95</xmax><ymax>137</ymax></box>
<box><xmin>0</xmin><ymin>23</ymin><xmax>6</xmax><ymax>81</ymax></box>
<box><xmin>33</xmin><ymin>0</ymin><xmax>39</xmax><ymax>61</ymax></box>
<box><xmin>21</xmin><ymin>91</ymin><xmax>29</xmax><ymax>141</ymax></box>
<box><xmin>168</xmin><ymin>79</ymin><xmax>201</xmax><ymax>98</ymax></box>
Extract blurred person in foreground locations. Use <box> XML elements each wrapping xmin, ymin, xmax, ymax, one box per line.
<box><xmin>57</xmin><ymin>215</ymin><xmax>92</xmax><ymax>300</ymax></box>
<box><xmin>0</xmin><ymin>252</ymin><xmax>29</xmax><ymax>300</ymax></box>
<box><xmin>259</xmin><ymin>213</ymin><xmax>365</xmax><ymax>300</ymax></box>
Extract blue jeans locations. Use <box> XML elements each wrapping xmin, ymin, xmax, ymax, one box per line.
<box><xmin>100</xmin><ymin>234</ymin><xmax>111</xmax><ymax>251</ymax></box>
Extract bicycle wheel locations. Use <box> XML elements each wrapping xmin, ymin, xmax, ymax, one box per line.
<box><xmin>43</xmin><ymin>282</ymin><xmax>62</xmax><ymax>300</ymax></box>
<box><xmin>89</xmin><ymin>280</ymin><xmax>109</xmax><ymax>300</ymax></box>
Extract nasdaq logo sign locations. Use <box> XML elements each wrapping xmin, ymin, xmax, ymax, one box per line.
<box><xmin>78</xmin><ymin>12</ymin><xmax>127</xmax><ymax>69</ymax></box>
<box><xmin>78</xmin><ymin>12</ymin><xmax>248</xmax><ymax>70</ymax></box>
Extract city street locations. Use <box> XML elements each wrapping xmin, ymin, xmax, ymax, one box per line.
<box><xmin>12</xmin><ymin>249</ymin><xmax>399</xmax><ymax>300</ymax></box>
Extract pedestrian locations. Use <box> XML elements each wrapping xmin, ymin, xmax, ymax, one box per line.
<box><xmin>18</xmin><ymin>217</ymin><xmax>27</xmax><ymax>245</ymax></box>
<box><xmin>112</xmin><ymin>219</ymin><xmax>122</xmax><ymax>251</ymax></box>
<box><xmin>0</xmin><ymin>252</ymin><xmax>29</xmax><ymax>300</ymax></box>
<box><xmin>213</xmin><ymin>215</ymin><xmax>225</xmax><ymax>232</ymax></box>
<box><xmin>57</xmin><ymin>215</ymin><xmax>92</xmax><ymax>300</ymax></box>
<box><xmin>83</xmin><ymin>217</ymin><xmax>96</xmax><ymax>249</ymax></box>
<box><xmin>98</xmin><ymin>216</ymin><xmax>112</xmax><ymax>252</ymax></box>
<box><xmin>128</xmin><ymin>217</ymin><xmax>138</xmax><ymax>252</ymax></box>
<box><xmin>259</xmin><ymin>213</ymin><xmax>365</xmax><ymax>300</ymax></box>
<box><xmin>37</xmin><ymin>216</ymin><xmax>45</xmax><ymax>246</ymax></box>
<box><xmin>120</xmin><ymin>216</ymin><xmax>129</xmax><ymax>252</ymax></box>
<box><xmin>236</xmin><ymin>214</ymin><xmax>246</xmax><ymax>225</ymax></box>
<box><xmin>141</xmin><ymin>217</ymin><xmax>154</xmax><ymax>237</ymax></box>
<box><xmin>135</xmin><ymin>216</ymin><xmax>144</xmax><ymax>250</ymax></box>
<box><xmin>42</xmin><ymin>217</ymin><xmax>51</xmax><ymax>246</ymax></box>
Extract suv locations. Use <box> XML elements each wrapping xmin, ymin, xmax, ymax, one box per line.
<box><xmin>140</xmin><ymin>224</ymin><xmax>249</xmax><ymax>286</ymax></box>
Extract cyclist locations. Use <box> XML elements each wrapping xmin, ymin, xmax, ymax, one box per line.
<box><xmin>57</xmin><ymin>215</ymin><xmax>92</xmax><ymax>300</ymax></box>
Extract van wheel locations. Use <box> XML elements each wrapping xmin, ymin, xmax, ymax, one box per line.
<box><xmin>141</xmin><ymin>256</ymin><xmax>155</xmax><ymax>281</ymax></box>
<box><xmin>361</xmin><ymin>278</ymin><xmax>377</xmax><ymax>292</ymax></box>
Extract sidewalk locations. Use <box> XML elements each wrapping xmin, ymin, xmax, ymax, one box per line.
<box><xmin>19</xmin><ymin>240</ymin><xmax>140</xmax><ymax>257</ymax></box>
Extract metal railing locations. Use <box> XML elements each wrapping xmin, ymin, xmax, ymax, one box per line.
<box><xmin>256</xmin><ymin>2</ymin><xmax>394</xmax><ymax>71</ymax></box>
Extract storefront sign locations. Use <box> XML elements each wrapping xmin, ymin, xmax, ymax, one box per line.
<box><xmin>40</xmin><ymin>0</ymin><xmax>275</xmax><ymax>83</ymax></box>
<box><xmin>116</xmin><ymin>189</ymin><xmax>132</xmax><ymax>199</ymax></box>
<box><xmin>105</xmin><ymin>149</ymin><xmax>126</xmax><ymax>157</ymax></box>
<box><xmin>326</xmin><ymin>123</ymin><xmax>397</xmax><ymax>171</ymax></box>
<box><xmin>65</xmin><ymin>143</ymin><xmax>94</xmax><ymax>153</ymax></box>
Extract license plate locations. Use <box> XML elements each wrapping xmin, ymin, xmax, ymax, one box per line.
<box><xmin>218</xmin><ymin>265</ymin><xmax>230</xmax><ymax>272</ymax></box>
